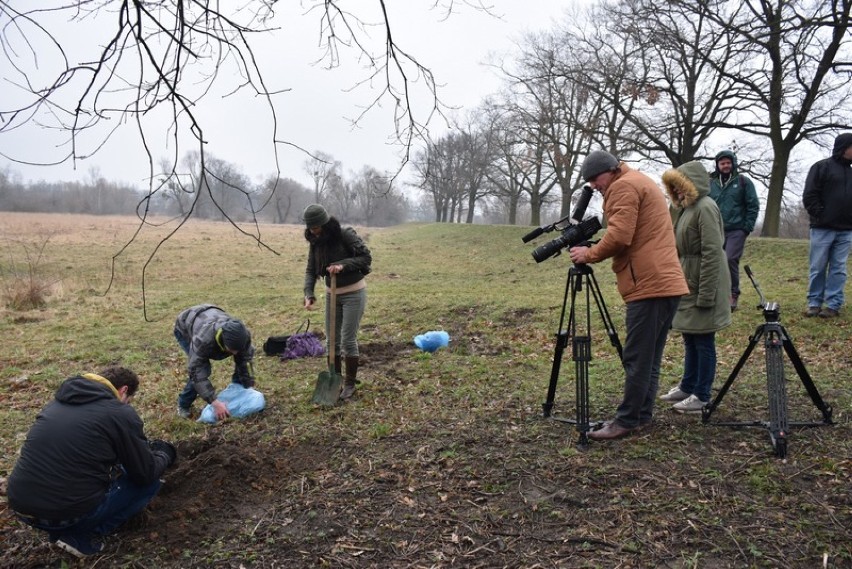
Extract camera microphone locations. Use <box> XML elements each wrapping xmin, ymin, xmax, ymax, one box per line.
<box><xmin>571</xmin><ymin>185</ymin><xmax>594</xmax><ymax>223</ymax></box>
<box><xmin>521</xmin><ymin>226</ymin><xmax>546</xmax><ymax>243</ymax></box>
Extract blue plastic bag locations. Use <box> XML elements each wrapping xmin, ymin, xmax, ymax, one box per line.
<box><xmin>414</xmin><ymin>330</ymin><xmax>450</xmax><ymax>353</ymax></box>
<box><xmin>198</xmin><ymin>383</ymin><xmax>266</xmax><ymax>424</ymax></box>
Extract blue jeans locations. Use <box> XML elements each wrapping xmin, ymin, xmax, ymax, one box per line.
<box><xmin>326</xmin><ymin>288</ymin><xmax>367</xmax><ymax>357</ymax></box>
<box><xmin>175</xmin><ymin>329</ymin><xmax>242</xmax><ymax>409</ymax></box>
<box><xmin>614</xmin><ymin>296</ymin><xmax>680</xmax><ymax>429</ymax></box>
<box><xmin>807</xmin><ymin>228</ymin><xmax>852</xmax><ymax>311</ymax></box>
<box><xmin>678</xmin><ymin>332</ymin><xmax>716</xmax><ymax>402</ymax></box>
<box><xmin>19</xmin><ymin>471</ymin><xmax>161</xmax><ymax>542</ymax></box>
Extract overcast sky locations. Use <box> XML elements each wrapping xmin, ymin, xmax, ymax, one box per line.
<box><xmin>0</xmin><ymin>1</ymin><xmax>587</xmax><ymax>189</ymax></box>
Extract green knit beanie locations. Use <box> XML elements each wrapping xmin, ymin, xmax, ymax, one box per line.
<box><xmin>303</xmin><ymin>204</ymin><xmax>330</xmax><ymax>227</ymax></box>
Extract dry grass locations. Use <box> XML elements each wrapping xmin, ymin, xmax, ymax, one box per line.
<box><xmin>0</xmin><ymin>212</ymin><xmax>849</xmax><ymax>569</ymax></box>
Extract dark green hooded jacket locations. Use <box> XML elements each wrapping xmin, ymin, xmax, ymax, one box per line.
<box><xmin>708</xmin><ymin>150</ymin><xmax>760</xmax><ymax>233</ymax></box>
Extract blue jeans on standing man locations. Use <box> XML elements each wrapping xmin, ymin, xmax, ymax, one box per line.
<box><xmin>678</xmin><ymin>332</ymin><xmax>717</xmax><ymax>402</ymax></box>
<box><xmin>807</xmin><ymin>227</ymin><xmax>852</xmax><ymax>311</ymax></box>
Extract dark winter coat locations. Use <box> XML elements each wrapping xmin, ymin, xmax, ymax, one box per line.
<box><xmin>664</xmin><ymin>162</ymin><xmax>732</xmax><ymax>334</ymax></box>
<box><xmin>802</xmin><ymin>133</ymin><xmax>852</xmax><ymax>230</ymax></box>
<box><xmin>304</xmin><ymin>226</ymin><xmax>372</xmax><ymax>298</ymax></box>
<box><xmin>174</xmin><ymin>305</ymin><xmax>255</xmax><ymax>403</ymax></box>
<box><xmin>7</xmin><ymin>374</ymin><xmax>170</xmax><ymax>520</ymax></box>
<box><xmin>585</xmin><ymin>164</ymin><xmax>689</xmax><ymax>302</ymax></box>
<box><xmin>708</xmin><ymin>150</ymin><xmax>760</xmax><ymax>233</ymax></box>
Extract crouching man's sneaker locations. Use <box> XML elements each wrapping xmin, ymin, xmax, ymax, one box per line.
<box><xmin>177</xmin><ymin>406</ymin><xmax>192</xmax><ymax>419</ymax></box>
<box><xmin>55</xmin><ymin>535</ymin><xmax>104</xmax><ymax>558</ymax></box>
<box><xmin>672</xmin><ymin>394</ymin><xmax>708</xmax><ymax>414</ymax></box>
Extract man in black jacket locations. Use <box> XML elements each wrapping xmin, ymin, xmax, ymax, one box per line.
<box><xmin>802</xmin><ymin>132</ymin><xmax>852</xmax><ymax>318</ymax></box>
<box><xmin>7</xmin><ymin>366</ymin><xmax>176</xmax><ymax>558</ymax></box>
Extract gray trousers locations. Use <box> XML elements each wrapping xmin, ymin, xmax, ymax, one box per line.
<box><xmin>614</xmin><ymin>296</ymin><xmax>680</xmax><ymax>428</ymax></box>
<box><xmin>723</xmin><ymin>229</ymin><xmax>748</xmax><ymax>297</ymax></box>
<box><xmin>325</xmin><ymin>288</ymin><xmax>367</xmax><ymax>357</ymax></box>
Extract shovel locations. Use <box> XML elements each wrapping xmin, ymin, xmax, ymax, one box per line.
<box><xmin>311</xmin><ymin>273</ymin><xmax>343</xmax><ymax>406</ymax></box>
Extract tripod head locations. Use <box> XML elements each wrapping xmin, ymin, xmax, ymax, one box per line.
<box><xmin>744</xmin><ymin>265</ymin><xmax>780</xmax><ymax>323</ymax></box>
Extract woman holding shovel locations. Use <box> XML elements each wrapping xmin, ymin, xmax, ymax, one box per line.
<box><xmin>303</xmin><ymin>204</ymin><xmax>372</xmax><ymax>400</ymax></box>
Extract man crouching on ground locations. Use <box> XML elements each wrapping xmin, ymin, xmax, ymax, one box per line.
<box><xmin>7</xmin><ymin>366</ymin><xmax>177</xmax><ymax>558</ymax></box>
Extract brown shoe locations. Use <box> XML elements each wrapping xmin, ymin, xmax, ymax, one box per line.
<box><xmin>803</xmin><ymin>306</ymin><xmax>821</xmax><ymax>317</ymax></box>
<box><xmin>818</xmin><ymin>307</ymin><xmax>839</xmax><ymax>318</ymax></box>
<box><xmin>589</xmin><ymin>421</ymin><xmax>635</xmax><ymax>440</ymax></box>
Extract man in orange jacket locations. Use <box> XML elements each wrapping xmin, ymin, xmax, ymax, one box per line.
<box><xmin>570</xmin><ymin>151</ymin><xmax>688</xmax><ymax>440</ymax></box>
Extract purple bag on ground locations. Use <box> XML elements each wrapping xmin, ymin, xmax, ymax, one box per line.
<box><xmin>279</xmin><ymin>319</ymin><xmax>326</xmax><ymax>360</ymax></box>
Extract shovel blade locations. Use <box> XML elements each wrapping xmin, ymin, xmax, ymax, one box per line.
<box><xmin>311</xmin><ymin>370</ymin><xmax>343</xmax><ymax>407</ymax></box>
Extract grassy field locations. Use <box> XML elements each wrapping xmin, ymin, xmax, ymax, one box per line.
<box><xmin>0</xmin><ymin>212</ymin><xmax>849</xmax><ymax>568</ymax></box>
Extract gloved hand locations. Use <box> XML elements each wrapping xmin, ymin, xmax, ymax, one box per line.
<box><xmin>149</xmin><ymin>439</ymin><xmax>177</xmax><ymax>467</ymax></box>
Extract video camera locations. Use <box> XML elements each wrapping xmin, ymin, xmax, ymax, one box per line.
<box><xmin>522</xmin><ymin>185</ymin><xmax>602</xmax><ymax>263</ymax></box>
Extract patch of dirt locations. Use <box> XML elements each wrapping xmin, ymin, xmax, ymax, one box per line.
<box><xmin>1</xmin><ymin>338</ymin><xmax>849</xmax><ymax>568</ymax></box>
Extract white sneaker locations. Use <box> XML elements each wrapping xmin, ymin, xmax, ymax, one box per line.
<box><xmin>659</xmin><ymin>385</ymin><xmax>690</xmax><ymax>402</ymax></box>
<box><xmin>672</xmin><ymin>394</ymin><xmax>707</xmax><ymax>414</ymax></box>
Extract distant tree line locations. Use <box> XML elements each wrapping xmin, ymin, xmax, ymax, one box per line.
<box><xmin>0</xmin><ymin>152</ymin><xmax>410</xmax><ymax>228</ymax></box>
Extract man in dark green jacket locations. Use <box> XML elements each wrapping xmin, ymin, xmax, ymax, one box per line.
<box><xmin>708</xmin><ymin>150</ymin><xmax>760</xmax><ymax>311</ymax></box>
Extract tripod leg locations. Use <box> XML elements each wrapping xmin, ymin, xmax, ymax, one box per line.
<box><xmin>574</xmin><ymin>335</ymin><xmax>591</xmax><ymax>446</ymax></box>
<box><xmin>703</xmin><ymin>326</ymin><xmax>764</xmax><ymax>422</ymax></box>
<box><xmin>765</xmin><ymin>327</ymin><xmax>789</xmax><ymax>458</ymax></box>
<box><xmin>779</xmin><ymin>326</ymin><xmax>833</xmax><ymax>424</ymax></box>
<box><xmin>587</xmin><ymin>270</ymin><xmax>624</xmax><ymax>360</ymax></box>
<box><xmin>543</xmin><ymin>270</ymin><xmax>578</xmax><ymax>418</ymax></box>
<box><xmin>543</xmin><ymin>331</ymin><xmax>569</xmax><ymax>418</ymax></box>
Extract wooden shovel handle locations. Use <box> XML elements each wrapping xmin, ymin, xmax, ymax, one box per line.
<box><xmin>328</xmin><ymin>272</ymin><xmax>337</xmax><ymax>365</ymax></box>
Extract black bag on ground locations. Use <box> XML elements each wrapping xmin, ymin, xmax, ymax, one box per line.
<box><xmin>263</xmin><ymin>335</ymin><xmax>290</xmax><ymax>356</ymax></box>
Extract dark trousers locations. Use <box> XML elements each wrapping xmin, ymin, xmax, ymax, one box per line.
<box><xmin>614</xmin><ymin>296</ymin><xmax>680</xmax><ymax>428</ymax></box>
<box><xmin>723</xmin><ymin>229</ymin><xmax>748</xmax><ymax>297</ymax></box>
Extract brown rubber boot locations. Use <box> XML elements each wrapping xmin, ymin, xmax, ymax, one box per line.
<box><xmin>334</xmin><ymin>355</ymin><xmax>342</xmax><ymax>374</ymax></box>
<box><xmin>341</xmin><ymin>356</ymin><xmax>359</xmax><ymax>399</ymax></box>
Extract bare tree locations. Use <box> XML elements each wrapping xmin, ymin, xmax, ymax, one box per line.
<box><xmin>304</xmin><ymin>152</ymin><xmax>341</xmax><ymax>204</ymax></box>
<box><xmin>670</xmin><ymin>0</ymin><xmax>852</xmax><ymax>237</ymax></box>
<box><xmin>0</xmin><ymin>1</ymin><xmax>459</xmax><ymax>317</ymax></box>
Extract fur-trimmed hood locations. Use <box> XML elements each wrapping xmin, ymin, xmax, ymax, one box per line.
<box><xmin>663</xmin><ymin>161</ymin><xmax>710</xmax><ymax>208</ymax></box>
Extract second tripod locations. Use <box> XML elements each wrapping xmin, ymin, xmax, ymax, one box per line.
<box><xmin>702</xmin><ymin>266</ymin><xmax>833</xmax><ymax>457</ymax></box>
<box><xmin>542</xmin><ymin>263</ymin><xmax>623</xmax><ymax>446</ymax></box>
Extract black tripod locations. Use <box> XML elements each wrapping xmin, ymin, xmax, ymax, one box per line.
<box><xmin>702</xmin><ymin>266</ymin><xmax>833</xmax><ymax>458</ymax></box>
<box><xmin>542</xmin><ymin>262</ymin><xmax>623</xmax><ymax>446</ymax></box>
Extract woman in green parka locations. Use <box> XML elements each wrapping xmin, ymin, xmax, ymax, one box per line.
<box><xmin>659</xmin><ymin>161</ymin><xmax>732</xmax><ymax>413</ymax></box>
